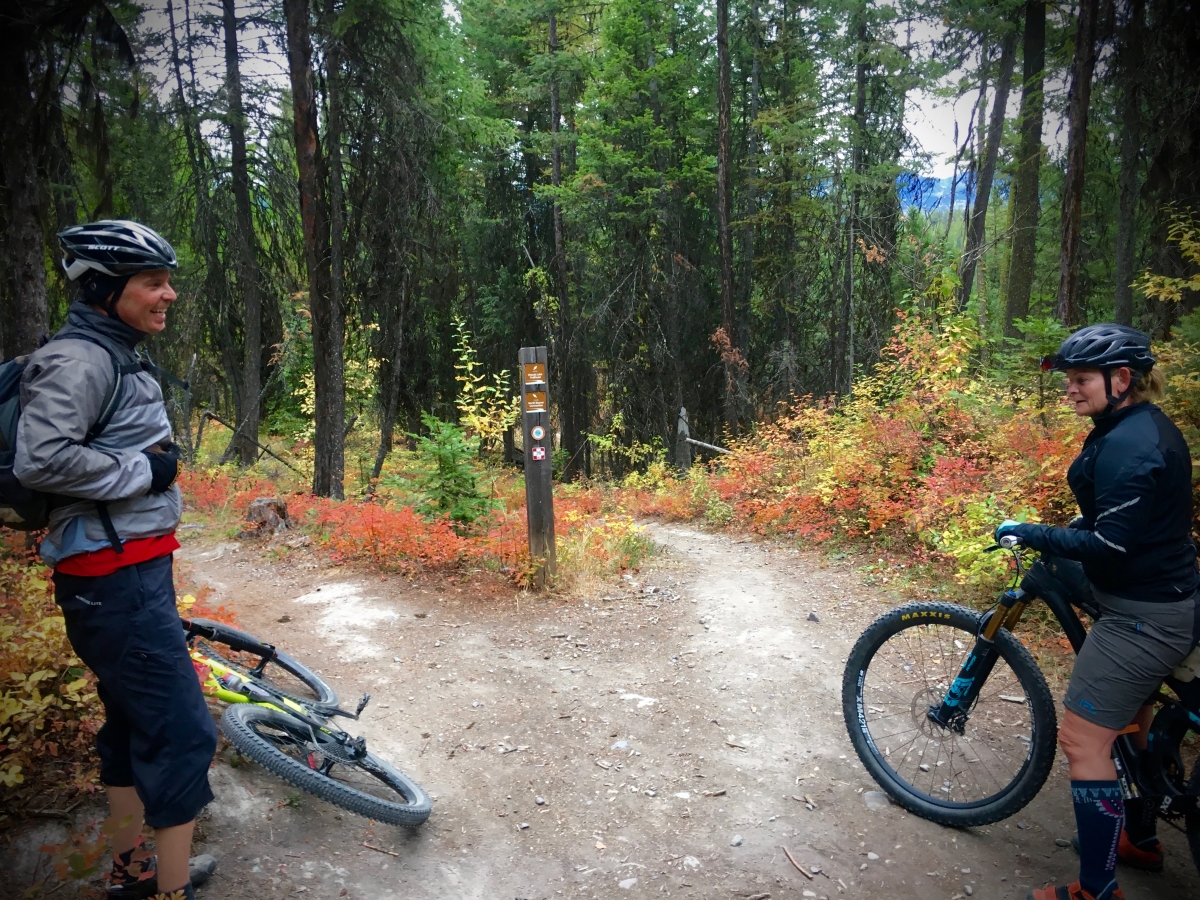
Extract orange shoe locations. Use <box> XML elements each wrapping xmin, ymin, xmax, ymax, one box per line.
<box><xmin>1117</xmin><ymin>829</ymin><xmax>1164</xmax><ymax>872</ymax></box>
<box><xmin>1027</xmin><ymin>883</ymin><xmax>1124</xmax><ymax>900</ymax></box>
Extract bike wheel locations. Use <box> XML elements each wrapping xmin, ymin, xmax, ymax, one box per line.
<box><xmin>843</xmin><ymin>601</ymin><xmax>1058</xmax><ymax>826</ymax></box>
<box><xmin>1187</xmin><ymin>750</ymin><xmax>1200</xmax><ymax>876</ymax></box>
<box><xmin>220</xmin><ymin>704</ymin><xmax>431</xmax><ymax>827</ymax></box>
<box><xmin>189</xmin><ymin>618</ymin><xmax>339</xmax><ymax>712</ymax></box>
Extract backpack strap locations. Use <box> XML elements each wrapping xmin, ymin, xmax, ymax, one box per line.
<box><xmin>48</xmin><ymin>331</ymin><xmax>132</xmax><ymax>444</ymax></box>
<box><xmin>47</xmin><ymin>331</ymin><xmax>141</xmax><ymax>552</ymax></box>
<box><xmin>136</xmin><ymin>347</ymin><xmax>190</xmax><ymax>392</ymax></box>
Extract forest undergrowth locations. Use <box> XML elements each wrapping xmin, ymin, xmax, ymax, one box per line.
<box><xmin>6</xmin><ymin>248</ymin><xmax>1200</xmax><ymax>821</ymax></box>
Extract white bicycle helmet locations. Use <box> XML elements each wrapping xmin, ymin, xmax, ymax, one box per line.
<box><xmin>57</xmin><ymin>220</ymin><xmax>178</xmax><ymax>311</ymax></box>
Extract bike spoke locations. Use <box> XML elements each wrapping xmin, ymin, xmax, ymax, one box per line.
<box><xmin>246</xmin><ymin>717</ymin><xmax>413</xmax><ymax>806</ymax></box>
<box><xmin>858</xmin><ymin>622</ymin><xmax>1034</xmax><ymax>806</ymax></box>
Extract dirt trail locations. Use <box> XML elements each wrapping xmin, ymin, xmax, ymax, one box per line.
<box><xmin>11</xmin><ymin>523</ymin><xmax>1199</xmax><ymax>900</ymax></box>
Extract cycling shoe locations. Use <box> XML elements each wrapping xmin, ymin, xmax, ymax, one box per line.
<box><xmin>1027</xmin><ymin>883</ymin><xmax>1124</xmax><ymax>900</ymax></box>
<box><xmin>107</xmin><ymin>855</ymin><xmax>216</xmax><ymax>898</ymax></box>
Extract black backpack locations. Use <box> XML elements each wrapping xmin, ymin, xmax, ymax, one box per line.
<box><xmin>0</xmin><ymin>331</ymin><xmax>141</xmax><ymax>544</ymax></box>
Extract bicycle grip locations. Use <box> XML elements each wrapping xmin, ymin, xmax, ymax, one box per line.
<box><xmin>183</xmin><ymin>617</ymin><xmax>278</xmax><ymax>660</ymax></box>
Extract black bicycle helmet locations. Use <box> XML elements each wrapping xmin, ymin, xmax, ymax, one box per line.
<box><xmin>1040</xmin><ymin>323</ymin><xmax>1155</xmax><ymax>373</ymax></box>
<box><xmin>57</xmin><ymin>219</ymin><xmax>178</xmax><ymax>310</ymax></box>
<box><xmin>1041</xmin><ymin>323</ymin><xmax>1156</xmax><ymax>415</ymax></box>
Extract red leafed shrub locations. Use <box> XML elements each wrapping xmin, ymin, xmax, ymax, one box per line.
<box><xmin>291</xmin><ymin>496</ymin><xmax>469</xmax><ymax>572</ymax></box>
<box><xmin>613</xmin><ymin>311</ymin><xmax>1092</xmax><ymax>590</ymax></box>
<box><xmin>177</xmin><ymin>466</ymin><xmax>276</xmax><ymax>517</ymax></box>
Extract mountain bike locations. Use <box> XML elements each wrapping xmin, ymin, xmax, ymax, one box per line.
<box><xmin>841</xmin><ymin>537</ymin><xmax>1200</xmax><ymax>874</ymax></box>
<box><xmin>183</xmin><ymin>617</ymin><xmax>431</xmax><ymax>826</ymax></box>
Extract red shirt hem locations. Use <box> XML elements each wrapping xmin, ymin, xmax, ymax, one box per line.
<box><xmin>55</xmin><ymin>533</ymin><xmax>181</xmax><ymax>578</ymax></box>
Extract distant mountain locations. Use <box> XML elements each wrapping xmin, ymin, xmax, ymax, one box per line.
<box><xmin>898</xmin><ymin>174</ymin><xmax>956</xmax><ymax>214</ymax></box>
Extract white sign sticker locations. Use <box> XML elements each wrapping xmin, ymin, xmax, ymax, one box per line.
<box><xmin>531</xmin><ymin>446</ymin><xmax>547</xmax><ymax>461</ymax></box>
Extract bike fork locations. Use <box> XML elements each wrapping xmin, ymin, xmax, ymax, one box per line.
<box><xmin>929</xmin><ymin>588</ymin><xmax>1028</xmax><ymax>733</ymax></box>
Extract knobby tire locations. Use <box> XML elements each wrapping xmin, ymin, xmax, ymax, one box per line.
<box><xmin>842</xmin><ymin>601</ymin><xmax>1058</xmax><ymax>827</ymax></box>
<box><xmin>220</xmin><ymin>704</ymin><xmax>431</xmax><ymax>827</ymax></box>
<box><xmin>1187</xmin><ymin>755</ymin><xmax>1200</xmax><ymax>876</ymax></box>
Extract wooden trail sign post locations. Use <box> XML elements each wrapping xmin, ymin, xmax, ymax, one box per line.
<box><xmin>520</xmin><ymin>346</ymin><xmax>555</xmax><ymax>587</ymax></box>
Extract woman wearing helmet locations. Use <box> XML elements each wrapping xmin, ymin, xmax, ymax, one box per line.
<box><xmin>15</xmin><ymin>221</ymin><xmax>216</xmax><ymax>899</ymax></box>
<box><xmin>995</xmin><ymin>324</ymin><xmax>1199</xmax><ymax>900</ymax></box>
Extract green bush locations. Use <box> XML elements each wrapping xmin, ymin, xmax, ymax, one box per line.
<box><xmin>411</xmin><ymin>413</ymin><xmax>499</xmax><ymax>530</ymax></box>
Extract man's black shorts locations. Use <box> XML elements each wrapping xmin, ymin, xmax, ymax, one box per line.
<box><xmin>55</xmin><ymin>554</ymin><xmax>217</xmax><ymax>828</ymax></box>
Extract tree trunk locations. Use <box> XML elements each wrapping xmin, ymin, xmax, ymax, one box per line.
<box><xmin>959</xmin><ymin>26</ymin><xmax>1017</xmax><ymax>309</ymax></box>
<box><xmin>739</xmin><ymin>2</ymin><xmax>761</xmax><ymax>326</ymax></box>
<box><xmin>39</xmin><ymin>53</ymin><xmax>79</xmax><ymax>236</ymax></box>
<box><xmin>370</xmin><ymin>275</ymin><xmax>408</xmax><ymax>489</ymax></box>
<box><xmin>1056</xmin><ymin>0</ymin><xmax>1100</xmax><ymax>326</ymax></box>
<box><xmin>222</xmin><ymin>0</ymin><xmax>263</xmax><ymax>466</ymax></box>
<box><xmin>716</xmin><ymin>0</ymin><xmax>737</xmax><ymax>431</ymax></box>
<box><xmin>283</xmin><ymin>0</ymin><xmax>342</xmax><ymax>498</ymax></box>
<box><xmin>0</xmin><ymin>27</ymin><xmax>47</xmax><ymax>358</ymax></box>
<box><xmin>837</xmin><ymin>9</ymin><xmax>867</xmax><ymax>394</ymax></box>
<box><xmin>1004</xmin><ymin>0</ymin><xmax>1046</xmax><ymax>337</ymax></box>
<box><xmin>325</xmin><ymin>0</ymin><xmax>347</xmax><ymax>498</ymax></box>
<box><xmin>1114</xmin><ymin>0</ymin><xmax>1144</xmax><ymax>326</ymax></box>
<box><xmin>548</xmin><ymin>11</ymin><xmax>581</xmax><ymax>482</ymax></box>
<box><xmin>169</xmin><ymin>0</ymin><xmax>240</xmax><ymax>418</ymax></box>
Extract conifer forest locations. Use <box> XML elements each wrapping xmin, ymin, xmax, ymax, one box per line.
<box><xmin>1</xmin><ymin>0</ymin><xmax>1199</xmax><ymax>497</ymax></box>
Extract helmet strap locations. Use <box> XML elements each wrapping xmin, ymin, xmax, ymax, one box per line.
<box><xmin>1101</xmin><ymin>368</ymin><xmax>1138</xmax><ymax>414</ymax></box>
<box><xmin>80</xmin><ymin>273</ymin><xmax>132</xmax><ymax>321</ymax></box>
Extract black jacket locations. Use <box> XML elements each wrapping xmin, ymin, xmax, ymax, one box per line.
<box><xmin>1012</xmin><ymin>403</ymin><xmax>1198</xmax><ymax>602</ymax></box>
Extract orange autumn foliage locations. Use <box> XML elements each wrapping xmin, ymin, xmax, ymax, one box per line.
<box><xmin>618</xmin><ymin>312</ymin><xmax>1088</xmax><ymax>589</ymax></box>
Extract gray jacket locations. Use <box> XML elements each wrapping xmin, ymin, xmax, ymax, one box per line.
<box><xmin>14</xmin><ymin>302</ymin><xmax>181</xmax><ymax>567</ymax></box>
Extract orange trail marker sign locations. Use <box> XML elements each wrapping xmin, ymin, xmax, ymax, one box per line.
<box><xmin>519</xmin><ymin>346</ymin><xmax>555</xmax><ymax>588</ymax></box>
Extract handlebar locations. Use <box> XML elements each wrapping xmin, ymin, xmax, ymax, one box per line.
<box><xmin>182</xmin><ymin>617</ymin><xmax>278</xmax><ymax>662</ymax></box>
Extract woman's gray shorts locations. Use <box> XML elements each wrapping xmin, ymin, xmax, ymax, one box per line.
<box><xmin>1064</xmin><ymin>587</ymin><xmax>1199</xmax><ymax>730</ymax></box>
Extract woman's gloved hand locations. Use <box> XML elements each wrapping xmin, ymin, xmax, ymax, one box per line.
<box><xmin>143</xmin><ymin>442</ymin><xmax>181</xmax><ymax>493</ymax></box>
<box><xmin>994</xmin><ymin>519</ymin><xmax>1025</xmax><ymax>543</ymax></box>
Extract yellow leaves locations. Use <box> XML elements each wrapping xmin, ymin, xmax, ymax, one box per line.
<box><xmin>0</xmin><ymin>556</ymin><xmax>102</xmax><ymax>794</ymax></box>
<box><xmin>17</xmin><ymin>670</ymin><xmax>57</xmax><ymax>687</ymax></box>
<box><xmin>1136</xmin><ymin>210</ymin><xmax>1200</xmax><ymax>304</ymax></box>
<box><xmin>0</xmin><ymin>694</ymin><xmax>22</xmax><ymax>723</ymax></box>
<box><xmin>557</xmin><ymin>512</ymin><xmax>653</xmax><ymax>576</ymax></box>
<box><xmin>177</xmin><ymin>593</ymin><xmax>197</xmax><ymax>613</ymax></box>
<box><xmin>453</xmin><ymin>318</ymin><xmax>520</xmax><ymax>452</ymax></box>
<box><xmin>0</xmin><ymin>763</ymin><xmax>24</xmax><ymax>786</ymax></box>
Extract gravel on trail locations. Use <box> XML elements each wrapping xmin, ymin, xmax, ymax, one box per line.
<box><xmin>9</xmin><ymin>522</ymin><xmax>1199</xmax><ymax>900</ymax></box>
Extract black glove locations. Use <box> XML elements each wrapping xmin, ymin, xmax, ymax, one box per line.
<box><xmin>143</xmin><ymin>443</ymin><xmax>181</xmax><ymax>493</ymax></box>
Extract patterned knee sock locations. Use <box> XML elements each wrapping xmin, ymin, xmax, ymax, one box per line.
<box><xmin>1071</xmin><ymin>780</ymin><xmax>1124</xmax><ymax>899</ymax></box>
<box><xmin>1122</xmin><ymin>795</ymin><xmax>1160</xmax><ymax>848</ymax></box>
<box><xmin>112</xmin><ymin>846</ymin><xmax>156</xmax><ymax>884</ymax></box>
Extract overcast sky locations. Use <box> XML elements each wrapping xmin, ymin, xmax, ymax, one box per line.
<box><xmin>136</xmin><ymin>0</ymin><xmax>1067</xmax><ymax>180</ymax></box>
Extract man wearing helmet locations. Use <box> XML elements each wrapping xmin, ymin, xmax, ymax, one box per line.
<box><xmin>995</xmin><ymin>324</ymin><xmax>1200</xmax><ymax>900</ymax></box>
<box><xmin>15</xmin><ymin>221</ymin><xmax>217</xmax><ymax>899</ymax></box>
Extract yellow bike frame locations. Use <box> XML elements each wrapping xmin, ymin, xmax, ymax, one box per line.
<box><xmin>190</xmin><ymin>647</ymin><xmax>313</xmax><ymax>717</ymax></box>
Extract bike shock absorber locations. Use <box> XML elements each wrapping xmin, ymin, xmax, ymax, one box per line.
<box><xmin>928</xmin><ymin>588</ymin><xmax>1025</xmax><ymax>734</ymax></box>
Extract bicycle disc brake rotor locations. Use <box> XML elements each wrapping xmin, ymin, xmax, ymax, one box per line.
<box><xmin>912</xmin><ymin>686</ymin><xmax>948</xmax><ymax>738</ymax></box>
